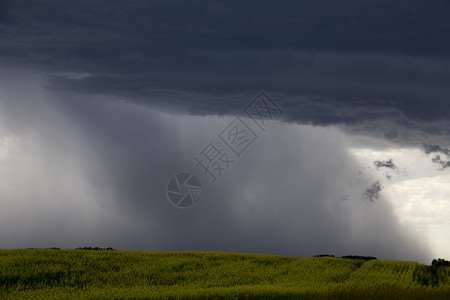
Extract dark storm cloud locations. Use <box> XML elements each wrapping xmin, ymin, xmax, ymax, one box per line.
<box><xmin>1</xmin><ymin>0</ymin><xmax>450</xmax><ymax>147</ymax></box>
<box><xmin>0</xmin><ymin>1</ymin><xmax>444</xmax><ymax>262</ymax></box>
<box><xmin>2</xmin><ymin>0</ymin><xmax>450</xmax><ymax>57</ymax></box>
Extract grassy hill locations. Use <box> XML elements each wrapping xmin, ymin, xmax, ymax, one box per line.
<box><xmin>1</xmin><ymin>249</ymin><xmax>449</xmax><ymax>299</ymax></box>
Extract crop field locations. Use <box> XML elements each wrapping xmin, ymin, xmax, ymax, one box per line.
<box><xmin>0</xmin><ymin>249</ymin><xmax>449</xmax><ymax>299</ymax></box>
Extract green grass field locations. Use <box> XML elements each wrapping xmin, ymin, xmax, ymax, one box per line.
<box><xmin>1</xmin><ymin>249</ymin><xmax>449</xmax><ymax>299</ymax></box>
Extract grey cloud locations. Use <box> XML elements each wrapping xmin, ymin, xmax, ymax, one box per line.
<box><xmin>373</xmin><ymin>159</ymin><xmax>398</xmax><ymax>181</ymax></box>
<box><xmin>423</xmin><ymin>143</ymin><xmax>450</xmax><ymax>156</ymax></box>
<box><xmin>423</xmin><ymin>143</ymin><xmax>450</xmax><ymax>170</ymax></box>
<box><xmin>373</xmin><ymin>159</ymin><xmax>396</xmax><ymax>170</ymax></box>
<box><xmin>431</xmin><ymin>155</ymin><xmax>450</xmax><ymax>171</ymax></box>
<box><xmin>363</xmin><ymin>181</ymin><xmax>383</xmax><ymax>203</ymax></box>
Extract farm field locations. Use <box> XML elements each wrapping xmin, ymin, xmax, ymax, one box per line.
<box><xmin>1</xmin><ymin>249</ymin><xmax>449</xmax><ymax>299</ymax></box>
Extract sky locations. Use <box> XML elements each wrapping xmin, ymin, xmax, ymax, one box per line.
<box><xmin>0</xmin><ymin>0</ymin><xmax>449</xmax><ymax>263</ymax></box>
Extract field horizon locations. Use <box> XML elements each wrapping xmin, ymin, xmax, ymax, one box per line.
<box><xmin>1</xmin><ymin>249</ymin><xmax>449</xmax><ymax>299</ymax></box>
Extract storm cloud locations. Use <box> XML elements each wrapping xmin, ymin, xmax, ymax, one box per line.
<box><xmin>1</xmin><ymin>0</ymin><xmax>448</xmax><ymax>262</ymax></box>
<box><xmin>0</xmin><ymin>69</ymin><xmax>431</xmax><ymax>262</ymax></box>
<box><xmin>0</xmin><ymin>0</ymin><xmax>449</xmax><ymax>147</ymax></box>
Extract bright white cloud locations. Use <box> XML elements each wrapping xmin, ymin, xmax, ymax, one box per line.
<box><xmin>350</xmin><ymin>146</ymin><xmax>450</xmax><ymax>259</ymax></box>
